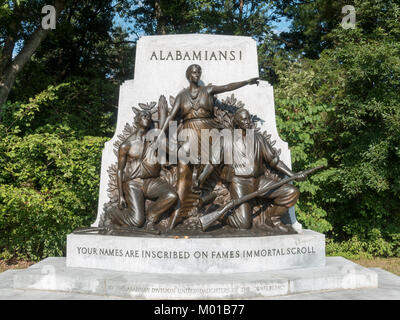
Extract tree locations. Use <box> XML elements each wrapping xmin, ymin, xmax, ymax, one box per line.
<box><xmin>0</xmin><ymin>0</ymin><xmax>135</xmax><ymax>260</ymax></box>
<box><xmin>117</xmin><ymin>0</ymin><xmax>204</xmax><ymax>36</ymax></box>
<box><xmin>0</xmin><ymin>0</ymin><xmax>67</xmax><ymax>108</ymax></box>
<box><xmin>274</xmin><ymin>0</ymin><xmax>400</xmax><ymax>257</ymax></box>
<box><xmin>273</xmin><ymin>0</ymin><xmax>349</xmax><ymax>58</ymax></box>
<box><xmin>118</xmin><ymin>0</ymin><xmax>278</xmax><ymax>40</ymax></box>
<box><xmin>9</xmin><ymin>0</ymin><xmax>135</xmax><ymax>102</ymax></box>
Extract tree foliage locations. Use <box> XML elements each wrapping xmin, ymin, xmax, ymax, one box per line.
<box><xmin>275</xmin><ymin>0</ymin><xmax>400</xmax><ymax>257</ymax></box>
<box><xmin>0</xmin><ymin>0</ymin><xmax>126</xmax><ymax>260</ymax></box>
<box><xmin>0</xmin><ymin>82</ymin><xmax>112</xmax><ymax>260</ymax></box>
<box><xmin>0</xmin><ymin>0</ymin><xmax>67</xmax><ymax>106</ymax></box>
<box><xmin>119</xmin><ymin>0</ymin><xmax>276</xmax><ymax>38</ymax></box>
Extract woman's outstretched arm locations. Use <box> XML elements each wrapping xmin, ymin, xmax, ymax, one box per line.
<box><xmin>208</xmin><ymin>77</ymin><xmax>259</xmax><ymax>95</ymax></box>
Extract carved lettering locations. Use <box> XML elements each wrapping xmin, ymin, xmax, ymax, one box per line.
<box><xmin>150</xmin><ymin>51</ymin><xmax>158</xmax><ymax>60</ymax></box>
<box><xmin>209</xmin><ymin>51</ymin><xmax>217</xmax><ymax>60</ymax></box>
<box><xmin>192</xmin><ymin>51</ymin><xmax>201</xmax><ymax>60</ymax></box>
<box><xmin>75</xmin><ymin>246</ymin><xmax>317</xmax><ymax>259</ymax></box>
<box><xmin>149</xmin><ymin>50</ymin><xmax>244</xmax><ymax>61</ymax></box>
<box><xmin>219</xmin><ymin>50</ymin><xmax>227</xmax><ymax>60</ymax></box>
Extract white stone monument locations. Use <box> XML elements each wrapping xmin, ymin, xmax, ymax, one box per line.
<box><xmin>92</xmin><ymin>34</ymin><xmax>300</xmax><ymax>231</ymax></box>
<box><xmin>9</xmin><ymin>35</ymin><xmax>378</xmax><ymax>299</ymax></box>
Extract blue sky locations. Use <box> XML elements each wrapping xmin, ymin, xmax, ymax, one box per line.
<box><xmin>272</xmin><ymin>17</ymin><xmax>291</xmax><ymax>34</ymax></box>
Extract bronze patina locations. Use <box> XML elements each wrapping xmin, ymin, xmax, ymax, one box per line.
<box><xmin>99</xmin><ymin>107</ymin><xmax>178</xmax><ymax>233</ymax></box>
<box><xmin>157</xmin><ymin>64</ymin><xmax>259</xmax><ymax>231</ymax></box>
<box><xmin>194</xmin><ymin>108</ymin><xmax>306</xmax><ymax>232</ymax></box>
<box><xmin>84</xmin><ymin>65</ymin><xmax>324</xmax><ymax>237</ymax></box>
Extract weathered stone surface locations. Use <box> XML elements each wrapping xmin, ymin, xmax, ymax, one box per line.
<box><xmin>12</xmin><ymin>256</ymin><xmax>378</xmax><ymax>299</ymax></box>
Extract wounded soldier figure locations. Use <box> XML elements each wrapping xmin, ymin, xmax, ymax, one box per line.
<box><xmin>102</xmin><ymin>108</ymin><xmax>178</xmax><ymax>232</ymax></box>
<box><xmin>194</xmin><ymin>107</ymin><xmax>306</xmax><ymax>231</ymax></box>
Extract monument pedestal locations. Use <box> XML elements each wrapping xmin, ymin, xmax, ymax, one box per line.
<box><xmin>66</xmin><ymin>230</ymin><xmax>325</xmax><ymax>274</ymax></box>
<box><xmin>12</xmin><ymin>256</ymin><xmax>377</xmax><ymax>299</ymax></box>
<box><xmin>8</xmin><ymin>230</ymin><xmax>378</xmax><ymax>299</ymax></box>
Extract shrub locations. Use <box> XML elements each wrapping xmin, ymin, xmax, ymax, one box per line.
<box><xmin>0</xmin><ymin>79</ymin><xmax>115</xmax><ymax>261</ymax></box>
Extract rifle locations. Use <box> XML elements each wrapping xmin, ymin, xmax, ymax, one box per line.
<box><xmin>199</xmin><ymin>165</ymin><xmax>325</xmax><ymax>231</ymax></box>
<box><xmin>74</xmin><ymin>225</ymin><xmax>161</xmax><ymax>236</ymax></box>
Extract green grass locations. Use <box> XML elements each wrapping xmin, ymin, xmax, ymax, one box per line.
<box><xmin>0</xmin><ymin>259</ymin><xmax>34</xmax><ymax>273</ymax></box>
<box><xmin>351</xmin><ymin>258</ymin><xmax>400</xmax><ymax>276</ymax></box>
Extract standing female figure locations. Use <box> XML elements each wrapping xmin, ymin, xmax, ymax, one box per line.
<box><xmin>159</xmin><ymin>64</ymin><xmax>259</xmax><ymax>230</ymax></box>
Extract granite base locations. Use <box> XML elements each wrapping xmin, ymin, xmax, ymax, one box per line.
<box><xmin>12</xmin><ymin>257</ymin><xmax>378</xmax><ymax>299</ymax></box>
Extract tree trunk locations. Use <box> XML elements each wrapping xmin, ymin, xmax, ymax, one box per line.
<box><xmin>0</xmin><ymin>28</ymin><xmax>17</xmax><ymax>75</ymax></box>
<box><xmin>0</xmin><ymin>0</ymin><xmax>66</xmax><ymax>109</ymax></box>
<box><xmin>239</xmin><ymin>0</ymin><xmax>244</xmax><ymax>33</ymax></box>
<box><xmin>155</xmin><ymin>0</ymin><xmax>166</xmax><ymax>35</ymax></box>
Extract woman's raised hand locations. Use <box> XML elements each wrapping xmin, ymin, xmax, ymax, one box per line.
<box><xmin>248</xmin><ymin>77</ymin><xmax>260</xmax><ymax>86</ymax></box>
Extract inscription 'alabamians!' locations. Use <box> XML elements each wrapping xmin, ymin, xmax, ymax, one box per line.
<box><xmin>150</xmin><ymin>50</ymin><xmax>243</xmax><ymax>61</ymax></box>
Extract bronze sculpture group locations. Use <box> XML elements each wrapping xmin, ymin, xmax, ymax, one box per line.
<box><xmin>98</xmin><ymin>64</ymin><xmax>320</xmax><ymax>236</ymax></box>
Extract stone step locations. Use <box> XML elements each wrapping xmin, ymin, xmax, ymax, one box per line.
<box><xmin>12</xmin><ymin>256</ymin><xmax>377</xmax><ymax>299</ymax></box>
